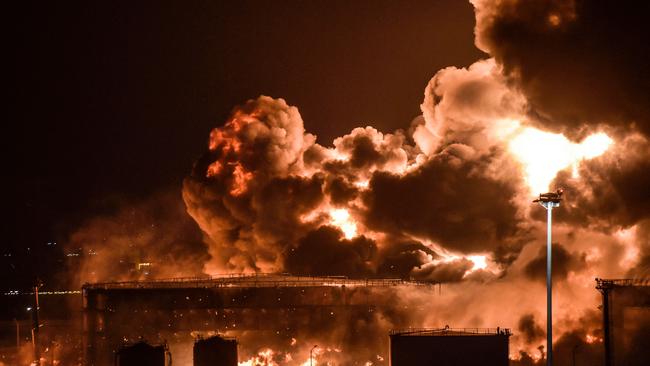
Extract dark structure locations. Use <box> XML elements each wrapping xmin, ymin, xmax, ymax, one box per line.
<box><xmin>193</xmin><ymin>335</ymin><xmax>237</xmax><ymax>366</ymax></box>
<box><xmin>596</xmin><ymin>278</ymin><xmax>650</xmax><ymax>366</ymax></box>
<box><xmin>82</xmin><ymin>274</ymin><xmax>435</xmax><ymax>366</ymax></box>
<box><xmin>389</xmin><ymin>327</ymin><xmax>511</xmax><ymax>366</ymax></box>
<box><xmin>115</xmin><ymin>341</ymin><xmax>169</xmax><ymax>366</ymax></box>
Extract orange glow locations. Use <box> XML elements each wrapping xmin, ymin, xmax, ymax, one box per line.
<box><xmin>230</xmin><ymin>164</ymin><xmax>253</xmax><ymax>196</ymax></box>
<box><xmin>468</xmin><ymin>255</ymin><xmax>488</xmax><ymax>271</ymax></box>
<box><xmin>353</xmin><ymin>180</ymin><xmax>370</xmax><ymax>189</ymax></box>
<box><xmin>238</xmin><ymin>348</ymin><xmax>279</xmax><ymax>366</ymax></box>
<box><xmin>586</xmin><ymin>334</ymin><xmax>602</xmax><ymax>344</ymax></box>
<box><xmin>206</xmin><ymin>161</ymin><xmax>223</xmax><ymax>178</ymax></box>
<box><xmin>509</xmin><ymin>128</ymin><xmax>612</xmax><ymax>194</ymax></box>
<box><xmin>548</xmin><ymin>14</ymin><xmax>561</xmax><ymax>26</ymax></box>
<box><xmin>329</xmin><ymin>208</ymin><xmax>358</xmax><ymax>239</ymax></box>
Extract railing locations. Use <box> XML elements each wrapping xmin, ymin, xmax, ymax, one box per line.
<box><xmin>390</xmin><ymin>327</ymin><xmax>512</xmax><ymax>336</ymax></box>
<box><xmin>82</xmin><ymin>273</ymin><xmax>438</xmax><ymax>291</ymax></box>
<box><xmin>596</xmin><ymin>278</ymin><xmax>650</xmax><ymax>289</ymax></box>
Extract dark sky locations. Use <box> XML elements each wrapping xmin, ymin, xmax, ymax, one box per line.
<box><xmin>7</xmin><ymin>1</ymin><xmax>483</xmax><ymax>259</ymax></box>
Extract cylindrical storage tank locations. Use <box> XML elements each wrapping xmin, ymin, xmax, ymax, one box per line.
<box><xmin>193</xmin><ymin>335</ymin><xmax>238</xmax><ymax>366</ymax></box>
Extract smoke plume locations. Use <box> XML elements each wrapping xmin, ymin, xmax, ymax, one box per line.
<box><xmin>62</xmin><ymin>1</ymin><xmax>650</xmax><ymax>364</ymax></box>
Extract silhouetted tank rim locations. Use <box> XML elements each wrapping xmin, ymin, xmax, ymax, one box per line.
<box><xmin>390</xmin><ymin>327</ymin><xmax>512</xmax><ymax>336</ymax></box>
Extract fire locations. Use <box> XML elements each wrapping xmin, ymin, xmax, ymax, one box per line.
<box><xmin>509</xmin><ymin>127</ymin><xmax>612</xmax><ymax>194</ymax></box>
<box><xmin>467</xmin><ymin>255</ymin><xmax>488</xmax><ymax>271</ymax></box>
<box><xmin>206</xmin><ymin>161</ymin><xmax>223</xmax><ymax>178</ymax></box>
<box><xmin>230</xmin><ymin>163</ymin><xmax>254</xmax><ymax>196</ymax></box>
<box><xmin>238</xmin><ymin>346</ymin><xmax>327</xmax><ymax>366</ymax></box>
<box><xmin>329</xmin><ymin>208</ymin><xmax>358</xmax><ymax>239</ymax></box>
<box><xmin>238</xmin><ymin>348</ymin><xmax>279</xmax><ymax>366</ymax></box>
<box><xmin>585</xmin><ymin>334</ymin><xmax>602</xmax><ymax>344</ymax></box>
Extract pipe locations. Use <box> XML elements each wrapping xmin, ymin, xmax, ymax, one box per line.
<box><xmin>547</xmin><ymin>205</ymin><xmax>553</xmax><ymax>366</ymax></box>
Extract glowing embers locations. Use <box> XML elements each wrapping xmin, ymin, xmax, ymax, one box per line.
<box><xmin>509</xmin><ymin>128</ymin><xmax>612</xmax><ymax>194</ymax></box>
<box><xmin>328</xmin><ymin>208</ymin><xmax>358</xmax><ymax>239</ymax></box>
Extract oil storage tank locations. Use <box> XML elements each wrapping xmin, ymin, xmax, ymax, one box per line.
<box><xmin>389</xmin><ymin>327</ymin><xmax>511</xmax><ymax>366</ymax></box>
<box><xmin>115</xmin><ymin>341</ymin><xmax>169</xmax><ymax>366</ymax></box>
<box><xmin>194</xmin><ymin>335</ymin><xmax>238</xmax><ymax>366</ymax></box>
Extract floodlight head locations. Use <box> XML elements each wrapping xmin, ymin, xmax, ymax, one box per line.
<box><xmin>533</xmin><ymin>188</ymin><xmax>564</xmax><ymax>205</ymax></box>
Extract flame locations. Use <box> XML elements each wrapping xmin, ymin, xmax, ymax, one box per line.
<box><xmin>230</xmin><ymin>163</ymin><xmax>254</xmax><ymax>196</ymax></box>
<box><xmin>206</xmin><ymin>161</ymin><xmax>223</xmax><ymax>178</ymax></box>
<box><xmin>238</xmin><ymin>348</ymin><xmax>279</xmax><ymax>366</ymax></box>
<box><xmin>585</xmin><ymin>334</ymin><xmax>602</xmax><ymax>344</ymax></box>
<box><xmin>209</xmin><ymin>128</ymin><xmax>242</xmax><ymax>154</ymax></box>
<box><xmin>467</xmin><ymin>255</ymin><xmax>488</xmax><ymax>271</ymax></box>
<box><xmin>509</xmin><ymin>128</ymin><xmax>612</xmax><ymax>194</ymax></box>
<box><xmin>329</xmin><ymin>208</ymin><xmax>358</xmax><ymax>239</ymax></box>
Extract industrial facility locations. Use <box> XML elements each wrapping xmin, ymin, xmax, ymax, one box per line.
<box><xmin>82</xmin><ymin>273</ymin><xmax>435</xmax><ymax>365</ymax></box>
<box><xmin>596</xmin><ymin>278</ymin><xmax>650</xmax><ymax>366</ymax></box>
<box><xmin>389</xmin><ymin>327</ymin><xmax>511</xmax><ymax>366</ymax></box>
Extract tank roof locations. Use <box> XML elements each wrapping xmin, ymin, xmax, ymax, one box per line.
<box><xmin>390</xmin><ymin>327</ymin><xmax>511</xmax><ymax>337</ymax></box>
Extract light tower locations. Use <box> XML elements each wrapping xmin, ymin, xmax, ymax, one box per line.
<box><xmin>533</xmin><ymin>188</ymin><xmax>563</xmax><ymax>366</ymax></box>
<box><xmin>310</xmin><ymin>345</ymin><xmax>319</xmax><ymax>366</ymax></box>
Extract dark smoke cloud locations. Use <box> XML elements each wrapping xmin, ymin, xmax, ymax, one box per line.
<box><xmin>517</xmin><ymin>313</ymin><xmax>544</xmax><ymax>345</ymax></box>
<box><xmin>183</xmin><ymin>96</ymin><xmax>325</xmax><ymax>273</ymax></box>
<box><xmin>285</xmin><ymin>226</ymin><xmax>376</xmax><ymax>278</ymax></box>
<box><xmin>170</xmin><ymin>3</ymin><xmax>650</xmax><ymax>361</ymax></box>
<box><xmin>473</xmin><ymin>0</ymin><xmax>650</xmax><ymax>140</ymax></box>
<box><xmin>553</xmin><ymin>134</ymin><xmax>650</xmax><ymax>230</ymax></box>
<box><xmin>376</xmin><ymin>239</ymin><xmax>438</xmax><ymax>279</ymax></box>
<box><xmin>183</xmin><ymin>95</ymin><xmax>531</xmax><ymax>278</ymax></box>
<box><xmin>363</xmin><ymin>145</ymin><xmax>525</xmax><ymax>256</ymax></box>
<box><xmin>512</xmin><ymin>310</ymin><xmax>605</xmax><ymax>365</ymax></box>
<box><xmin>523</xmin><ymin>243</ymin><xmax>586</xmax><ymax>283</ymax></box>
<box><xmin>49</xmin><ymin>1</ymin><xmax>650</xmax><ymax>363</ymax></box>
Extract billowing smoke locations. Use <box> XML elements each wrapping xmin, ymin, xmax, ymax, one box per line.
<box><xmin>61</xmin><ymin>0</ymin><xmax>650</xmax><ymax>364</ymax></box>
<box><xmin>472</xmin><ymin>0</ymin><xmax>650</xmax><ymax>140</ymax></box>
<box><xmin>182</xmin><ymin>61</ymin><xmax>535</xmax><ymax>282</ymax></box>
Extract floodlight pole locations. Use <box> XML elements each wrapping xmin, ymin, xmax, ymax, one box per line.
<box><xmin>535</xmin><ymin>191</ymin><xmax>561</xmax><ymax>366</ymax></box>
<box><xmin>542</xmin><ymin>202</ymin><xmax>557</xmax><ymax>366</ymax></box>
<box><xmin>310</xmin><ymin>345</ymin><xmax>318</xmax><ymax>366</ymax></box>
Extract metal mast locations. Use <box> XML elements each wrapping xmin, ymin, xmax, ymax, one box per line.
<box><xmin>534</xmin><ymin>188</ymin><xmax>563</xmax><ymax>366</ymax></box>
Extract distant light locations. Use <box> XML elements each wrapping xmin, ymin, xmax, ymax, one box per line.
<box><xmin>26</xmin><ymin>307</ymin><xmax>32</xmax><ymax>311</ymax></box>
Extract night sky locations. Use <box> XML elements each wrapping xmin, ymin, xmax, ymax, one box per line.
<box><xmin>7</xmin><ymin>1</ymin><xmax>481</xmax><ymax>279</ymax></box>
